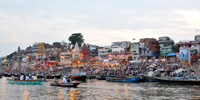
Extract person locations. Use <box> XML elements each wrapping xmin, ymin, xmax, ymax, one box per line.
<box><xmin>67</xmin><ymin>77</ymin><xmax>71</xmax><ymax>83</ymax></box>
<box><xmin>62</xmin><ymin>76</ymin><xmax>67</xmax><ymax>83</ymax></box>
<box><xmin>25</xmin><ymin>75</ymin><xmax>30</xmax><ymax>80</ymax></box>
<box><xmin>20</xmin><ymin>74</ymin><xmax>24</xmax><ymax>80</ymax></box>
<box><xmin>54</xmin><ymin>77</ymin><xmax>58</xmax><ymax>83</ymax></box>
<box><xmin>32</xmin><ymin>75</ymin><xmax>37</xmax><ymax>80</ymax></box>
<box><xmin>11</xmin><ymin>74</ymin><xmax>15</xmax><ymax>80</ymax></box>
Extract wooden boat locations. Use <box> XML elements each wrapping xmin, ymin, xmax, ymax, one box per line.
<box><xmin>72</xmin><ymin>75</ymin><xmax>87</xmax><ymax>81</ymax></box>
<box><xmin>96</xmin><ymin>75</ymin><xmax>109</xmax><ymax>80</ymax></box>
<box><xmin>71</xmin><ymin>73</ymin><xmax>87</xmax><ymax>81</ymax></box>
<box><xmin>144</xmin><ymin>77</ymin><xmax>157</xmax><ymax>82</ymax></box>
<box><xmin>47</xmin><ymin>74</ymin><xmax>62</xmax><ymax>79</ymax></box>
<box><xmin>138</xmin><ymin>76</ymin><xmax>146</xmax><ymax>82</ymax></box>
<box><xmin>155</xmin><ymin>77</ymin><xmax>200</xmax><ymax>85</ymax></box>
<box><xmin>50</xmin><ymin>82</ymin><xmax>80</xmax><ymax>87</ymax></box>
<box><xmin>106</xmin><ymin>76</ymin><xmax>140</xmax><ymax>82</ymax></box>
<box><xmin>2</xmin><ymin>73</ymin><xmax>11</xmax><ymax>77</ymax></box>
<box><xmin>7</xmin><ymin>78</ymin><xmax>44</xmax><ymax>85</ymax></box>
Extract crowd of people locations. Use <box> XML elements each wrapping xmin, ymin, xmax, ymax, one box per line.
<box><xmin>11</xmin><ymin>73</ymin><xmax>37</xmax><ymax>80</ymax></box>
<box><xmin>84</xmin><ymin>61</ymin><xmax>183</xmax><ymax>78</ymax></box>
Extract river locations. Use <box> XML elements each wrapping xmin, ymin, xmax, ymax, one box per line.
<box><xmin>1</xmin><ymin>77</ymin><xmax>200</xmax><ymax>100</ymax></box>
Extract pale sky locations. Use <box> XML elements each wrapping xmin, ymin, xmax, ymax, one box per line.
<box><xmin>1</xmin><ymin>0</ymin><xmax>200</xmax><ymax>57</ymax></box>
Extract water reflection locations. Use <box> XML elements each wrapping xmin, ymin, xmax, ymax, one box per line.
<box><xmin>1</xmin><ymin>78</ymin><xmax>200</xmax><ymax>99</ymax></box>
<box><xmin>23</xmin><ymin>90</ymin><xmax>29</xmax><ymax>100</ymax></box>
<box><xmin>68</xmin><ymin>89</ymin><xmax>78</xmax><ymax>100</ymax></box>
<box><xmin>57</xmin><ymin>88</ymin><xmax>64</xmax><ymax>100</ymax></box>
<box><xmin>1</xmin><ymin>77</ymin><xmax>6</xmax><ymax>100</ymax></box>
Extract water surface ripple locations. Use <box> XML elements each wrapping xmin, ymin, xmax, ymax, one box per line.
<box><xmin>1</xmin><ymin>77</ymin><xmax>200</xmax><ymax>100</ymax></box>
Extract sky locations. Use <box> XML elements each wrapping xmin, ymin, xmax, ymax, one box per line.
<box><xmin>0</xmin><ymin>0</ymin><xmax>200</xmax><ymax>57</ymax></box>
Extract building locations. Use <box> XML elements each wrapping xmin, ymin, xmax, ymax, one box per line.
<box><xmin>158</xmin><ymin>36</ymin><xmax>174</xmax><ymax>56</ymax></box>
<box><xmin>43</xmin><ymin>42</ymin><xmax>62</xmax><ymax>62</ymax></box>
<box><xmin>111</xmin><ymin>41</ymin><xmax>131</xmax><ymax>50</ymax></box>
<box><xmin>59</xmin><ymin>44</ymin><xmax>72</xmax><ymax>66</ymax></box>
<box><xmin>140</xmin><ymin>38</ymin><xmax>160</xmax><ymax>57</ymax></box>
<box><xmin>195</xmin><ymin>34</ymin><xmax>200</xmax><ymax>41</ymax></box>
<box><xmin>72</xmin><ymin>42</ymin><xmax>80</xmax><ymax>61</ymax></box>
<box><xmin>131</xmin><ymin>42</ymin><xmax>150</xmax><ymax>56</ymax></box>
<box><xmin>111</xmin><ymin>46</ymin><xmax>125</xmax><ymax>53</ymax></box>
<box><xmin>98</xmin><ymin>46</ymin><xmax>111</xmax><ymax>59</ymax></box>
<box><xmin>80</xmin><ymin>43</ymin><xmax>89</xmax><ymax>62</ymax></box>
<box><xmin>87</xmin><ymin>43</ymin><xmax>98</xmax><ymax>58</ymax></box>
<box><xmin>131</xmin><ymin>42</ymin><xmax>139</xmax><ymax>55</ymax></box>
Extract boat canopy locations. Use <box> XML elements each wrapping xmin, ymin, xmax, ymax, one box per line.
<box><xmin>174</xmin><ymin>68</ymin><xmax>187</xmax><ymax>73</ymax></box>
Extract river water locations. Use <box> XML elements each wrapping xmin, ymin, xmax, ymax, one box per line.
<box><xmin>1</xmin><ymin>77</ymin><xmax>200</xmax><ymax>100</ymax></box>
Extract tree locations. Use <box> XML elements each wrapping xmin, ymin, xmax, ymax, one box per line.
<box><xmin>172</xmin><ymin>44</ymin><xmax>179</xmax><ymax>52</ymax></box>
<box><xmin>68</xmin><ymin>33</ymin><xmax>84</xmax><ymax>48</ymax></box>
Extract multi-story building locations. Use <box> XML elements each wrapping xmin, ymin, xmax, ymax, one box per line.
<box><xmin>111</xmin><ymin>46</ymin><xmax>125</xmax><ymax>53</ymax></box>
<box><xmin>131</xmin><ymin>42</ymin><xmax>150</xmax><ymax>55</ymax></box>
<box><xmin>158</xmin><ymin>36</ymin><xmax>174</xmax><ymax>56</ymax></box>
<box><xmin>87</xmin><ymin>43</ymin><xmax>98</xmax><ymax>58</ymax></box>
<box><xmin>98</xmin><ymin>46</ymin><xmax>111</xmax><ymax>59</ymax></box>
<box><xmin>59</xmin><ymin>44</ymin><xmax>72</xmax><ymax>65</ymax></box>
<box><xmin>191</xmin><ymin>35</ymin><xmax>200</xmax><ymax>53</ymax></box>
<box><xmin>140</xmin><ymin>38</ymin><xmax>160</xmax><ymax>57</ymax></box>
<box><xmin>111</xmin><ymin>41</ymin><xmax>131</xmax><ymax>50</ymax></box>
<box><xmin>195</xmin><ymin>34</ymin><xmax>200</xmax><ymax>41</ymax></box>
<box><xmin>131</xmin><ymin>42</ymin><xmax>139</xmax><ymax>55</ymax></box>
<box><xmin>43</xmin><ymin>42</ymin><xmax>62</xmax><ymax>62</ymax></box>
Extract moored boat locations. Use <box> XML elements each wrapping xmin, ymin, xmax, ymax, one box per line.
<box><xmin>106</xmin><ymin>76</ymin><xmax>140</xmax><ymax>82</ymax></box>
<box><xmin>155</xmin><ymin>77</ymin><xmax>200</xmax><ymax>85</ymax></box>
<box><xmin>96</xmin><ymin>75</ymin><xmax>107</xmax><ymax>80</ymax></box>
<box><xmin>50</xmin><ymin>82</ymin><xmax>80</xmax><ymax>87</ymax></box>
<box><xmin>138</xmin><ymin>76</ymin><xmax>146</xmax><ymax>82</ymax></box>
<box><xmin>144</xmin><ymin>77</ymin><xmax>157</xmax><ymax>82</ymax></box>
<box><xmin>47</xmin><ymin>74</ymin><xmax>62</xmax><ymax>79</ymax></box>
<box><xmin>70</xmin><ymin>73</ymin><xmax>87</xmax><ymax>81</ymax></box>
<box><xmin>86</xmin><ymin>75</ymin><xmax>97</xmax><ymax>79</ymax></box>
<box><xmin>7</xmin><ymin>78</ymin><xmax>44</xmax><ymax>85</ymax></box>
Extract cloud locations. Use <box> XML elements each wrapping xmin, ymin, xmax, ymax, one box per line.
<box><xmin>0</xmin><ymin>0</ymin><xmax>200</xmax><ymax>56</ymax></box>
<box><xmin>172</xmin><ymin>9</ymin><xmax>200</xmax><ymax>28</ymax></box>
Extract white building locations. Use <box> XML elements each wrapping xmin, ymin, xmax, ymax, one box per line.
<box><xmin>98</xmin><ymin>46</ymin><xmax>111</xmax><ymax>59</ymax></box>
<box><xmin>131</xmin><ymin>42</ymin><xmax>150</xmax><ymax>56</ymax></box>
<box><xmin>111</xmin><ymin>41</ymin><xmax>131</xmax><ymax>49</ymax></box>
<box><xmin>111</xmin><ymin>46</ymin><xmax>125</xmax><ymax>53</ymax></box>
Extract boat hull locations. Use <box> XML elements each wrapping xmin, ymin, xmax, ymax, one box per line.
<box><xmin>106</xmin><ymin>77</ymin><xmax>140</xmax><ymax>82</ymax></box>
<box><xmin>50</xmin><ymin>82</ymin><xmax>80</xmax><ymax>87</ymax></box>
<box><xmin>47</xmin><ymin>74</ymin><xmax>62</xmax><ymax>79</ymax></box>
<box><xmin>96</xmin><ymin>77</ymin><xmax>106</xmax><ymax>80</ymax></box>
<box><xmin>87</xmin><ymin>75</ymin><xmax>97</xmax><ymax>79</ymax></box>
<box><xmin>72</xmin><ymin>75</ymin><xmax>87</xmax><ymax>81</ymax></box>
<box><xmin>7</xmin><ymin>79</ymin><xmax>44</xmax><ymax>85</ymax></box>
<box><xmin>144</xmin><ymin>77</ymin><xmax>157</xmax><ymax>82</ymax></box>
<box><xmin>155</xmin><ymin>77</ymin><xmax>200</xmax><ymax>85</ymax></box>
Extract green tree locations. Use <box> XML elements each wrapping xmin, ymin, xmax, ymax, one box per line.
<box><xmin>68</xmin><ymin>33</ymin><xmax>84</xmax><ymax>47</ymax></box>
<box><xmin>172</xmin><ymin>44</ymin><xmax>179</xmax><ymax>52</ymax></box>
